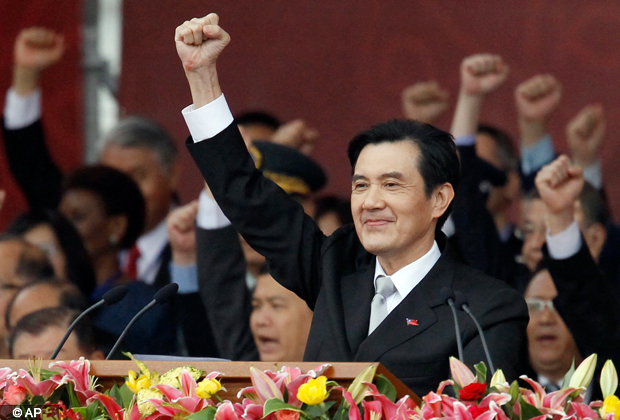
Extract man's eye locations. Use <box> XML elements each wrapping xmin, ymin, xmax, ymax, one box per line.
<box><xmin>352</xmin><ymin>183</ymin><xmax>368</xmax><ymax>190</ymax></box>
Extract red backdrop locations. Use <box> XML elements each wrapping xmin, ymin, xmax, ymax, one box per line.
<box><xmin>0</xmin><ymin>0</ymin><xmax>83</xmax><ymax>228</ymax></box>
<box><xmin>3</xmin><ymin>1</ymin><xmax>620</xmax><ymax>226</ymax></box>
<box><xmin>118</xmin><ymin>0</ymin><xmax>620</xmax><ymax>221</ymax></box>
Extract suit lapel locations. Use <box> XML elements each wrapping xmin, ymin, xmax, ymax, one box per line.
<box><xmin>353</xmin><ymin>254</ymin><xmax>456</xmax><ymax>361</ymax></box>
<box><xmin>341</xmin><ymin>262</ymin><xmax>375</xmax><ymax>355</ymax></box>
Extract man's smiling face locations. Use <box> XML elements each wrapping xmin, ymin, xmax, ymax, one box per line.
<box><xmin>351</xmin><ymin>140</ymin><xmax>442</xmax><ymax>272</ymax></box>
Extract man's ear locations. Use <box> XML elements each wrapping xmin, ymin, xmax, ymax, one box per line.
<box><xmin>432</xmin><ymin>183</ymin><xmax>455</xmax><ymax>219</ymax></box>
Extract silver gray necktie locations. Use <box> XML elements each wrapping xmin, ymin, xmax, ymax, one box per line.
<box><xmin>368</xmin><ymin>275</ymin><xmax>396</xmax><ymax>334</ymax></box>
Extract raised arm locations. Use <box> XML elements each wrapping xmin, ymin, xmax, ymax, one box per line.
<box><xmin>2</xmin><ymin>27</ymin><xmax>65</xmax><ymax>210</ymax></box>
<box><xmin>535</xmin><ymin>156</ymin><xmax>619</xmax><ymax>361</ymax></box>
<box><xmin>450</xmin><ymin>54</ymin><xmax>509</xmax><ymax>138</ymax></box>
<box><xmin>566</xmin><ymin>104</ymin><xmax>605</xmax><ymax>189</ymax></box>
<box><xmin>176</xmin><ymin>15</ymin><xmax>327</xmax><ymax>308</ymax></box>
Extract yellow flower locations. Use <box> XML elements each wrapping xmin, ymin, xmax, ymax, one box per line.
<box><xmin>196</xmin><ymin>378</ymin><xmax>222</xmax><ymax>399</ymax></box>
<box><xmin>126</xmin><ymin>370</ymin><xmax>151</xmax><ymax>394</ymax></box>
<box><xmin>601</xmin><ymin>395</ymin><xmax>620</xmax><ymax>419</ymax></box>
<box><xmin>297</xmin><ymin>376</ymin><xmax>328</xmax><ymax>405</ymax></box>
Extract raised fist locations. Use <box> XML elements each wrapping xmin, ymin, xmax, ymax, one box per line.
<box><xmin>175</xmin><ymin>13</ymin><xmax>230</xmax><ymax>73</ymax></box>
<box><xmin>535</xmin><ymin>155</ymin><xmax>584</xmax><ymax>215</ymax></box>
<box><xmin>566</xmin><ymin>104</ymin><xmax>605</xmax><ymax>167</ymax></box>
<box><xmin>515</xmin><ymin>74</ymin><xmax>562</xmax><ymax>122</ymax></box>
<box><xmin>14</xmin><ymin>27</ymin><xmax>65</xmax><ymax>71</ymax></box>
<box><xmin>401</xmin><ymin>81</ymin><xmax>450</xmax><ymax>124</ymax></box>
<box><xmin>460</xmin><ymin>54</ymin><xmax>509</xmax><ymax>96</ymax></box>
<box><xmin>271</xmin><ymin>119</ymin><xmax>319</xmax><ymax>155</ymax></box>
<box><xmin>167</xmin><ymin>200</ymin><xmax>199</xmax><ymax>265</ymax></box>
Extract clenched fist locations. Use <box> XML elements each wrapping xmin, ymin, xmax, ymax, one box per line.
<box><xmin>566</xmin><ymin>104</ymin><xmax>605</xmax><ymax>168</ymax></box>
<box><xmin>460</xmin><ymin>54</ymin><xmax>509</xmax><ymax>96</ymax></box>
<box><xmin>515</xmin><ymin>74</ymin><xmax>562</xmax><ymax>123</ymax></box>
<box><xmin>401</xmin><ymin>81</ymin><xmax>450</xmax><ymax>124</ymax></box>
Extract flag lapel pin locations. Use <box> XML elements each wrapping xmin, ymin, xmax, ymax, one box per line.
<box><xmin>406</xmin><ymin>318</ymin><xmax>418</xmax><ymax>326</ymax></box>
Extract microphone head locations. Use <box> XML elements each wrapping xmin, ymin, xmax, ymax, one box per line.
<box><xmin>439</xmin><ymin>287</ymin><xmax>455</xmax><ymax>303</ymax></box>
<box><xmin>154</xmin><ymin>283</ymin><xmax>179</xmax><ymax>304</ymax></box>
<box><xmin>103</xmin><ymin>285</ymin><xmax>129</xmax><ymax>305</ymax></box>
<box><xmin>454</xmin><ymin>291</ymin><xmax>468</xmax><ymax>310</ymax></box>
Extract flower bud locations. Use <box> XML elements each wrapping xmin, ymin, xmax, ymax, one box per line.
<box><xmin>569</xmin><ymin>354</ymin><xmax>597</xmax><ymax>389</ymax></box>
<box><xmin>601</xmin><ymin>360</ymin><xmax>619</xmax><ymax>398</ymax></box>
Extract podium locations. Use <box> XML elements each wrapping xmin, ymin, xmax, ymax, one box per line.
<box><xmin>0</xmin><ymin>360</ymin><xmax>420</xmax><ymax>405</ymax></box>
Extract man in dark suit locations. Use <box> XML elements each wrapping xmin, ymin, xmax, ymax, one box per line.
<box><xmin>175</xmin><ymin>14</ymin><xmax>528</xmax><ymax>396</ymax></box>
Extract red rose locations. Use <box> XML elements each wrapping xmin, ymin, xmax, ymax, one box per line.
<box><xmin>458</xmin><ymin>382</ymin><xmax>487</xmax><ymax>400</ymax></box>
<box><xmin>275</xmin><ymin>409</ymin><xmax>300</xmax><ymax>420</ymax></box>
<box><xmin>467</xmin><ymin>405</ymin><xmax>487</xmax><ymax>419</ymax></box>
<box><xmin>4</xmin><ymin>384</ymin><xmax>28</xmax><ymax>404</ymax></box>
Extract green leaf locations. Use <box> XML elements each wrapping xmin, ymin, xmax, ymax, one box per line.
<box><xmin>108</xmin><ymin>384</ymin><xmax>122</xmax><ymax>404</ymax></box>
<box><xmin>474</xmin><ymin>362</ymin><xmax>487</xmax><ymax>384</ymax></box>
<box><xmin>374</xmin><ymin>374</ymin><xmax>396</xmax><ymax>402</ymax></box>
<box><xmin>263</xmin><ymin>399</ymin><xmax>303</xmax><ymax>417</ymax></box>
<box><xmin>30</xmin><ymin>395</ymin><xmax>45</xmax><ymax>405</ymax></box>
<box><xmin>40</xmin><ymin>369</ymin><xmax>59</xmax><ymax>381</ymax></box>
<box><xmin>188</xmin><ymin>406</ymin><xmax>217</xmax><ymax>420</ymax></box>
<box><xmin>332</xmin><ymin>404</ymin><xmax>348</xmax><ymax>420</ymax></box>
<box><xmin>86</xmin><ymin>401</ymin><xmax>100</xmax><ymax>420</ymax></box>
<box><xmin>508</xmin><ymin>380</ymin><xmax>520</xmax><ymax>402</ymax></box>
<box><xmin>304</xmin><ymin>401</ymin><xmax>335</xmax><ymax>418</ymax></box>
<box><xmin>561</xmin><ymin>359</ymin><xmax>576</xmax><ymax>389</ymax></box>
<box><xmin>518</xmin><ymin>396</ymin><xmax>543</xmax><ymax>420</ymax></box>
<box><xmin>119</xmin><ymin>383</ymin><xmax>136</xmax><ymax>407</ymax></box>
<box><xmin>67</xmin><ymin>382</ymin><xmax>81</xmax><ymax>408</ymax></box>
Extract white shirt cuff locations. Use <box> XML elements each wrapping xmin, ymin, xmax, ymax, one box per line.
<box><xmin>546</xmin><ymin>220</ymin><xmax>582</xmax><ymax>260</ymax></box>
<box><xmin>583</xmin><ymin>160</ymin><xmax>603</xmax><ymax>190</ymax></box>
<box><xmin>4</xmin><ymin>88</ymin><xmax>42</xmax><ymax>129</ymax></box>
<box><xmin>181</xmin><ymin>94</ymin><xmax>234</xmax><ymax>142</ymax></box>
<box><xmin>197</xmin><ymin>189</ymin><xmax>231</xmax><ymax>229</ymax></box>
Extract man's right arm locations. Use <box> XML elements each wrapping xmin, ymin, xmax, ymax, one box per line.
<box><xmin>175</xmin><ymin>15</ymin><xmax>326</xmax><ymax>307</ymax></box>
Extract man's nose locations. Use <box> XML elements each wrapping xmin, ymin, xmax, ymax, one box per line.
<box><xmin>362</xmin><ymin>185</ymin><xmax>386</xmax><ymax>210</ymax></box>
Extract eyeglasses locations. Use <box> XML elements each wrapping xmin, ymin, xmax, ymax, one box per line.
<box><xmin>525</xmin><ymin>298</ymin><xmax>555</xmax><ymax>313</ymax></box>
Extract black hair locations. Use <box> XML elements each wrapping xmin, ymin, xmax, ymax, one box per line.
<box><xmin>8</xmin><ymin>210</ymin><xmax>97</xmax><ymax>297</ymax></box>
<box><xmin>347</xmin><ymin>119</ymin><xmax>460</xmax><ymax>231</ymax></box>
<box><xmin>4</xmin><ymin>278</ymin><xmax>89</xmax><ymax>330</ymax></box>
<box><xmin>314</xmin><ymin>195</ymin><xmax>353</xmax><ymax>226</ymax></box>
<box><xmin>477</xmin><ymin>124</ymin><xmax>518</xmax><ymax>171</ymax></box>
<box><xmin>235</xmin><ymin>111</ymin><xmax>281</xmax><ymax>132</ymax></box>
<box><xmin>63</xmin><ymin>165</ymin><xmax>146</xmax><ymax>249</ymax></box>
<box><xmin>8</xmin><ymin>306</ymin><xmax>98</xmax><ymax>358</ymax></box>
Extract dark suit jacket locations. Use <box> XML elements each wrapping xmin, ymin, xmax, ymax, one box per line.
<box><xmin>196</xmin><ymin>225</ymin><xmax>258</xmax><ymax>360</ymax></box>
<box><xmin>186</xmin><ymin>123</ymin><xmax>529</xmax><ymax>397</ymax></box>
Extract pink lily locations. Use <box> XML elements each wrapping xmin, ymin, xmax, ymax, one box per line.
<box><xmin>418</xmin><ymin>381</ymin><xmax>458</xmax><ymax>420</ymax></box>
<box><xmin>567</xmin><ymin>401</ymin><xmax>600</xmax><ymax>420</ymax></box>
<box><xmin>519</xmin><ymin>376</ymin><xmax>582</xmax><ymax>416</ymax></box>
<box><xmin>50</xmin><ymin>358</ymin><xmax>98</xmax><ymax>405</ymax></box>
<box><xmin>88</xmin><ymin>394</ymin><xmax>144</xmax><ymax>420</ymax></box>
<box><xmin>452</xmin><ymin>401</ymin><xmax>497</xmax><ymax>420</ymax></box>
<box><xmin>0</xmin><ymin>367</ymin><xmax>13</xmax><ymax>391</ymax></box>
<box><xmin>334</xmin><ymin>386</ymin><xmax>361</xmax><ymax>420</ymax></box>
<box><xmin>362</xmin><ymin>382</ymin><xmax>417</xmax><ymax>420</ymax></box>
<box><xmin>450</xmin><ymin>358</ymin><xmax>476</xmax><ymax>388</ymax></box>
<box><xmin>240</xmin><ymin>398</ymin><xmax>264</xmax><ymax>420</ymax></box>
<box><xmin>363</xmin><ymin>400</ymin><xmax>383</xmax><ymax>420</ymax></box>
<box><xmin>151</xmin><ymin>370</ymin><xmax>221</xmax><ymax>415</ymax></box>
<box><xmin>14</xmin><ymin>369</ymin><xmax>61</xmax><ymax>399</ymax></box>
<box><xmin>215</xmin><ymin>401</ymin><xmax>244</xmax><ymax>420</ymax></box>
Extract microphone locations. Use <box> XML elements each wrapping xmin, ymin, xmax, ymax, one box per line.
<box><xmin>439</xmin><ymin>287</ymin><xmax>464</xmax><ymax>362</ymax></box>
<box><xmin>106</xmin><ymin>283</ymin><xmax>178</xmax><ymax>360</ymax></box>
<box><xmin>454</xmin><ymin>291</ymin><xmax>495</xmax><ymax>374</ymax></box>
<box><xmin>51</xmin><ymin>285</ymin><xmax>129</xmax><ymax>360</ymax></box>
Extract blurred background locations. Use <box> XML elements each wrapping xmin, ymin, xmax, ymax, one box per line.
<box><xmin>2</xmin><ymin>0</ymin><xmax>620</xmax><ymax>227</ymax></box>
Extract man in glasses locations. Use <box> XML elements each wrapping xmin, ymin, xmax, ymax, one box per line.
<box><xmin>524</xmin><ymin>267</ymin><xmax>581</xmax><ymax>391</ymax></box>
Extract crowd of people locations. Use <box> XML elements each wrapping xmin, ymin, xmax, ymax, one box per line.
<box><xmin>0</xmin><ymin>14</ymin><xmax>617</xmax><ymax>399</ymax></box>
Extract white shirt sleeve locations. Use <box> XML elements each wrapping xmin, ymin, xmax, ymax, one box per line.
<box><xmin>181</xmin><ymin>94</ymin><xmax>234</xmax><ymax>142</ymax></box>
<box><xmin>546</xmin><ymin>220</ymin><xmax>582</xmax><ymax>260</ymax></box>
<box><xmin>4</xmin><ymin>88</ymin><xmax>42</xmax><ymax>129</ymax></box>
<box><xmin>196</xmin><ymin>189</ymin><xmax>231</xmax><ymax>229</ymax></box>
<box><xmin>582</xmin><ymin>160</ymin><xmax>603</xmax><ymax>190</ymax></box>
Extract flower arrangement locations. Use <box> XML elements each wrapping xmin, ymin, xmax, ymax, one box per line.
<box><xmin>0</xmin><ymin>353</ymin><xmax>617</xmax><ymax>420</ymax></box>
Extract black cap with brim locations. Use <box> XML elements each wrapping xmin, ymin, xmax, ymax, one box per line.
<box><xmin>250</xmin><ymin>141</ymin><xmax>327</xmax><ymax>195</ymax></box>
